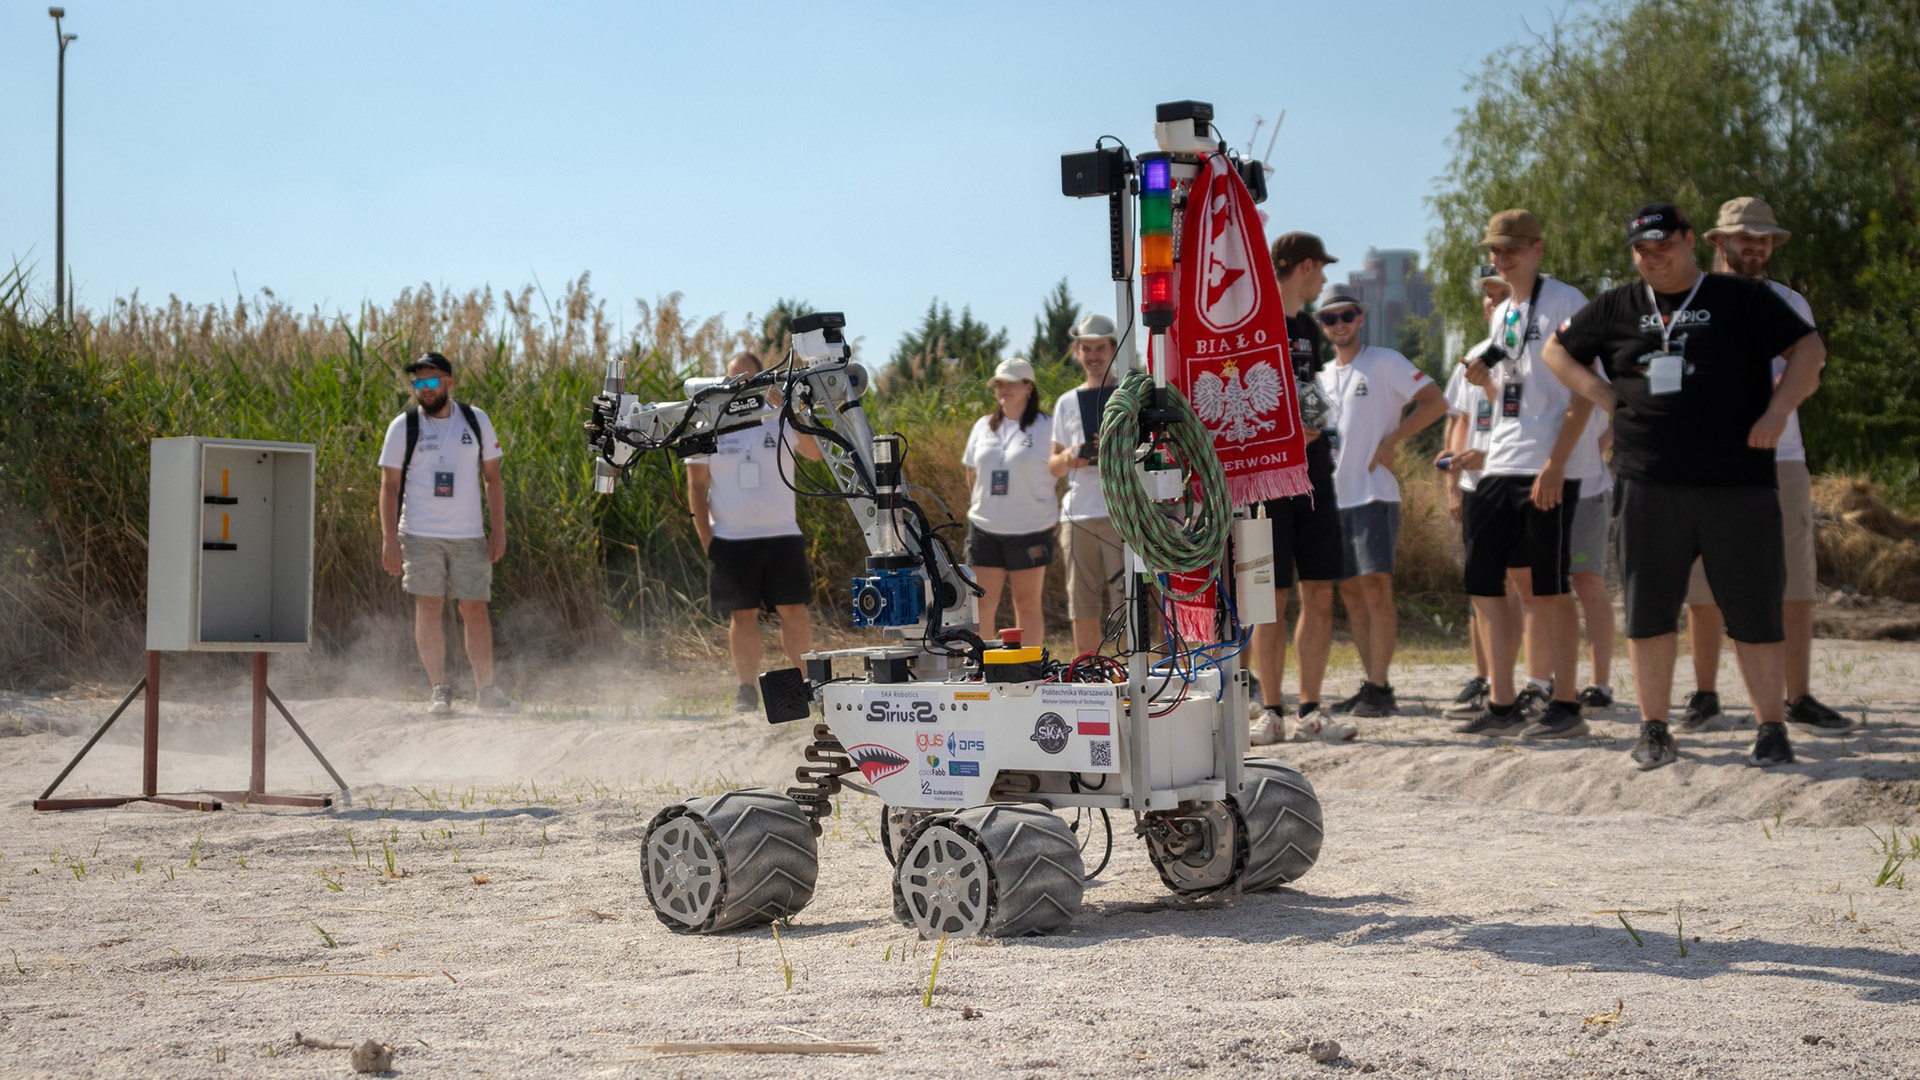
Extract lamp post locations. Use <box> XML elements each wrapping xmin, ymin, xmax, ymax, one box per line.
<box><xmin>50</xmin><ymin>7</ymin><xmax>77</xmax><ymax>319</ymax></box>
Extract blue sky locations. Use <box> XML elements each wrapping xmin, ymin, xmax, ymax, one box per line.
<box><xmin>2</xmin><ymin>0</ymin><xmax>1572</xmax><ymax>361</ymax></box>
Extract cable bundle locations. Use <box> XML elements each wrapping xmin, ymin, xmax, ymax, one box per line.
<box><xmin>1095</xmin><ymin>370</ymin><xmax>1232</xmax><ymax>601</ymax></box>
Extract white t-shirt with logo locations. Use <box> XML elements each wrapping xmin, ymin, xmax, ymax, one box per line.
<box><xmin>686</xmin><ymin>417</ymin><xmax>801</xmax><ymax>540</ymax></box>
<box><xmin>1316</xmin><ymin>346</ymin><xmax>1431</xmax><ymax>508</ymax></box>
<box><xmin>1052</xmin><ymin>385</ymin><xmax>1111</xmax><ymax>521</ymax></box>
<box><xmin>962</xmin><ymin>412</ymin><xmax>1059</xmax><ymax>535</ymax></box>
<box><xmin>1444</xmin><ymin>359</ymin><xmax>1495</xmax><ymax>493</ymax></box>
<box><xmin>377</xmin><ymin>404</ymin><xmax>503</xmax><ymax>539</ymax></box>
<box><xmin>1769</xmin><ymin>280</ymin><xmax>1815</xmax><ymax>464</ymax></box>
<box><xmin>1482</xmin><ymin>276</ymin><xmax>1605</xmax><ymax>479</ymax></box>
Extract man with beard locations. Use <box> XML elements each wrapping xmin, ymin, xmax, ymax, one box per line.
<box><xmin>1543</xmin><ymin>203</ymin><xmax>1825</xmax><ymax>769</ymax></box>
<box><xmin>1249</xmin><ymin>233</ymin><xmax>1357</xmax><ymax>743</ymax></box>
<box><xmin>379</xmin><ymin>352</ymin><xmax>513</xmax><ymax>714</ymax></box>
<box><xmin>1050</xmin><ymin>314</ymin><xmax>1126</xmax><ymax>657</ymax></box>
<box><xmin>1676</xmin><ymin>197</ymin><xmax>1855</xmax><ymax>736</ymax></box>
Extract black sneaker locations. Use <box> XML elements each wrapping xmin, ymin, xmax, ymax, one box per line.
<box><xmin>1328</xmin><ymin>685</ymin><xmax>1368</xmax><ymax>715</ymax></box>
<box><xmin>1443</xmin><ymin>677</ymin><xmax>1490</xmax><ymax>719</ymax></box>
<box><xmin>1675</xmin><ymin>689</ymin><xmax>1721</xmax><ymax>733</ymax></box>
<box><xmin>1786</xmin><ymin>695</ymin><xmax>1860</xmax><ymax>736</ymax></box>
<box><xmin>1347</xmin><ymin>681</ymin><xmax>1399</xmax><ymax>718</ymax></box>
<box><xmin>1455</xmin><ymin>703</ymin><xmax>1530</xmax><ymax>736</ymax></box>
<box><xmin>1519</xmin><ymin>701</ymin><xmax>1590</xmax><ymax>740</ymax></box>
<box><xmin>1747</xmin><ymin>721</ymin><xmax>1795</xmax><ymax>767</ymax></box>
<box><xmin>1513</xmin><ymin>682</ymin><xmax>1552</xmax><ymax>719</ymax></box>
<box><xmin>1576</xmin><ymin>684</ymin><xmax>1614</xmax><ymax>708</ymax></box>
<box><xmin>1630</xmin><ymin>720</ymin><xmax>1678</xmax><ymax>770</ymax></box>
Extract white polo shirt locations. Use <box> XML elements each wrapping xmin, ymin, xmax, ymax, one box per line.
<box><xmin>686</xmin><ymin>417</ymin><xmax>802</xmax><ymax>541</ymax></box>
<box><xmin>1316</xmin><ymin>345</ymin><xmax>1431</xmax><ymax>508</ymax></box>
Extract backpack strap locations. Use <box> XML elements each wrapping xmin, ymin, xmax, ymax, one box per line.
<box><xmin>456</xmin><ymin>402</ymin><xmax>483</xmax><ymax>470</ymax></box>
<box><xmin>398</xmin><ymin>405</ymin><xmax>420</xmax><ymax>514</ymax></box>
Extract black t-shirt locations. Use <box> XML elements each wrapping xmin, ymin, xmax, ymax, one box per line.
<box><xmin>1555</xmin><ymin>272</ymin><xmax>1813</xmax><ymax>488</ymax></box>
<box><xmin>1285</xmin><ymin>310</ymin><xmax>1335</xmax><ymax>480</ymax></box>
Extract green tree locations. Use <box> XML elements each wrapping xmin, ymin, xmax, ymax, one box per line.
<box><xmin>883</xmin><ymin>298</ymin><xmax>1009</xmax><ymax>393</ymax></box>
<box><xmin>1025</xmin><ymin>277</ymin><xmax>1081</xmax><ymax>370</ymax></box>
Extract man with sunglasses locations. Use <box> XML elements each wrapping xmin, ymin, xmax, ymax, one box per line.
<box><xmin>1452</xmin><ymin>209</ymin><xmax>1597</xmax><ymax>740</ymax></box>
<box><xmin>1543</xmin><ymin>203</ymin><xmax>1824</xmax><ymax>769</ymax></box>
<box><xmin>1248</xmin><ymin>233</ymin><xmax>1357</xmax><ymax>744</ymax></box>
<box><xmin>1314</xmin><ymin>283</ymin><xmax>1446</xmax><ymax>721</ymax></box>
<box><xmin>378</xmin><ymin>353</ymin><xmax>513</xmax><ymax>714</ymax></box>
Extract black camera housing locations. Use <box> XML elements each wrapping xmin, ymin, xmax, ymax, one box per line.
<box><xmin>1061</xmin><ymin>146</ymin><xmax>1129</xmax><ymax>198</ymax></box>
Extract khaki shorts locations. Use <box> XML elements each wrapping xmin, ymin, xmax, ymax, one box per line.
<box><xmin>401</xmin><ymin>534</ymin><xmax>493</xmax><ymax>602</ymax></box>
<box><xmin>1062</xmin><ymin>516</ymin><xmax>1125</xmax><ymax>621</ymax></box>
<box><xmin>1686</xmin><ymin>460</ymin><xmax>1815</xmax><ymax>606</ymax></box>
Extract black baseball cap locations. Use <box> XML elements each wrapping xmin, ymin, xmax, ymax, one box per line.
<box><xmin>405</xmin><ymin>352</ymin><xmax>453</xmax><ymax>375</ymax></box>
<box><xmin>1626</xmin><ymin>203</ymin><xmax>1692</xmax><ymax>246</ymax></box>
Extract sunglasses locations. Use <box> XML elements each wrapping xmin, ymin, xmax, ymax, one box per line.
<box><xmin>1318</xmin><ymin>309</ymin><xmax>1360</xmax><ymax>326</ymax></box>
<box><xmin>412</xmin><ymin>376</ymin><xmax>445</xmax><ymax>390</ymax></box>
<box><xmin>1503</xmin><ymin>308</ymin><xmax>1522</xmax><ymax>348</ymax></box>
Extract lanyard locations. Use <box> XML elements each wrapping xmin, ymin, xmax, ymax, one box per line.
<box><xmin>1499</xmin><ymin>274</ymin><xmax>1547</xmax><ymax>354</ymax></box>
<box><xmin>1644</xmin><ymin>272</ymin><xmax>1704</xmax><ymax>354</ymax></box>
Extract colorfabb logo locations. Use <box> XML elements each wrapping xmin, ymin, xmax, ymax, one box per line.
<box><xmin>1030</xmin><ymin>712</ymin><xmax>1071</xmax><ymax>755</ymax></box>
<box><xmin>846</xmin><ymin>744</ymin><xmax>908</xmax><ymax>783</ymax></box>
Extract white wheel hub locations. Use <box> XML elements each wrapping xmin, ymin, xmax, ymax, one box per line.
<box><xmin>896</xmin><ymin>824</ymin><xmax>990</xmax><ymax>938</ymax></box>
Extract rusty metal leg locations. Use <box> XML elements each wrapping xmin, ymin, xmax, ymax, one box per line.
<box><xmin>265</xmin><ymin>686</ymin><xmax>351</xmax><ymax>807</ymax></box>
<box><xmin>142</xmin><ymin>650</ymin><xmax>160</xmax><ymax>797</ymax></box>
<box><xmin>250</xmin><ymin>652</ymin><xmax>268</xmax><ymax>796</ymax></box>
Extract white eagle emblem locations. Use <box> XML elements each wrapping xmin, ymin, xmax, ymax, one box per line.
<box><xmin>1193</xmin><ymin>359</ymin><xmax>1283</xmax><ymax>443</ymax></box>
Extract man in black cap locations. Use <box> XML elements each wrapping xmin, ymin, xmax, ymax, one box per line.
<box><xmin>1248</xmin><ymin>232</ymin><xmax>1357</xmax><ymax>743</ymax></box>
<box><xmin>378</xmin><ymin>352</ymin><xmax>514</xmax><ymax>714</ymax></box>
<box><xmin>1542</xmin><ymin>203</ymin><xmax>1824</xmax><ymax>769</ymax></box>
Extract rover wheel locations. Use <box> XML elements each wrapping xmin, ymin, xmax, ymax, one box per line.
<box><xmin>879</xmin><ymin>806</ymin><xmax>936</xmax><ymax>866</ymax></box>
<box><xmin>892</xmin><ymin>804</ymin><xmax>1084</xmax><ymax>939</ymax></box>
<box><xmin>1144</xmin><ymin>800</ymin><xmax>1240</xmax><ymax>895</ymax></box>
<box><xmin>642</xmin><ymin>788</ymin><xmax>818</xmax><ymax>934</ymax></box>
<box><xmin>1234</xmin><ymin>759</ymin><xmax>1324</xmax><ymax>891</ymax></box>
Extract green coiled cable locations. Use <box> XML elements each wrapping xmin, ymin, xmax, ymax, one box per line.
<box><xmin>1095</xmin><ymin>369</ymin><xmax>1232</xmax><ymax>602</ymax></box>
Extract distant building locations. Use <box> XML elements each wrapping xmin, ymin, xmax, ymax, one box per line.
<box><xmin>1345</xmin><ymin>248</ymin><xmax>1432</xmax><ymax>350</ymax></box>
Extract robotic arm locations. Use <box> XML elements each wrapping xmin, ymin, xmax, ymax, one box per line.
<box><xmin>585</xmin><ymin>312</ymin><xmax>980</xmax><ymax>654</ymax></box>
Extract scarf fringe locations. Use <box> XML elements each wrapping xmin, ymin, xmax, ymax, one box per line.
<box><xmin>1228</xmin><ymin>463</ymin><xmax>1313</xmax><ymax>507</ymax></box>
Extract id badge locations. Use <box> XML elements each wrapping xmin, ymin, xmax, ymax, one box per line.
<box><xmin>1646</xmin><ymin>353</ymin><xmax>1684</xmax><ymax>396</ymax></box>
<box><xmin>738</xmin><ymin>459</ymin><xmax>761</xmax><ymax>489</ymax></box>
<box><xmin>1502</xmin><ymin>382</ymin><xmax>1524</xmax><ymax>418</ymax></box>
<box><xmin>433</xmin><ymin>470</ymin><xmax>454</xmax><ymax>498</ymax></box>
<box><xmin>989</xmin><ymin>469</ymin><xmax>1009</xmax><ymax>496</ymax></box>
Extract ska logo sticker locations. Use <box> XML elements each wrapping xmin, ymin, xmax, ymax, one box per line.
<box><xmin>460</xmin><ymin>430</ymin><xmax>474</xmax><ymax>444</ymax></box>
<box><xmin>846</xmin><ymin>744</ymin><xmax>909</xmax><ymax>783</ymax></box>
<box><xmin>1030</xmin><ymin>712</ymin><xmax>1071</xmax><ymax>755</ymax></box>
<box><xmin>1353</xmin><ymin>378</ymin><xmax>1370</xmax><ymax>397</ymax></box>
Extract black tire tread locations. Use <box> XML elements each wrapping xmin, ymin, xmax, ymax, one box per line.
<box><xmin>644</xmin><ymin>788</ymin><xmax>818</xmax><ymax>934</ymax></box>
<box><xmin>1233</xmin><ymin>759</ymin><xmax>1324</xmax><ymax>892</ymax></box>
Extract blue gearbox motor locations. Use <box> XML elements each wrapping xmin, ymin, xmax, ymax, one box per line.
<box><xmin>850</xmin><ymin>566</ymin><xmax>924</xmax><ymax>628</ymax></box>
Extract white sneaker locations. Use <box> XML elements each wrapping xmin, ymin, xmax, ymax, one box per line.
<box><xmin>427</xmin><ymin>684</ymin><xmax>454</xmax><ymax>715</ymax></box>
<box><xmin>1249</xmin><ymin>713</ymin><xmax>1284</xmax><ymax>746</ymax></box>
<box><xmin>1292</xmin><ymin>708</ymin><xmax>1358</xmax><ymax>742</ymax></box>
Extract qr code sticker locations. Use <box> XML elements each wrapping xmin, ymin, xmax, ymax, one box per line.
<box><xmin>1088</xmin><ymin>739</ymin><xmax>1113</xmax><ymax>768</ymax></box>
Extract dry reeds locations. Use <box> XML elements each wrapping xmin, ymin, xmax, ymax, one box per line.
<box><xmin>1813</xmin><ymin>475</ymin><xmax>1920</xmax><ymax>602</ymax></box>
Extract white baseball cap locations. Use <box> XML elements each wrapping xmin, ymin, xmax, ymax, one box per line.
<box><xmin>991</xmin><ymin>357</ymin><xmax>1037</xmax><ymax>383</ymax></box>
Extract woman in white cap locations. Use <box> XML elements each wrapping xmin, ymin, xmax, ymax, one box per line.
<box><xmin>961</xmin><ymin>357</ymin><xmax>1058</xmax><ymax>643</ymax></box>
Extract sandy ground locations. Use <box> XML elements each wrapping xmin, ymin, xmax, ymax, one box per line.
<box><xmin>2</xmin><ymin>638</ymin><xmax>1917</xmax><ymax>1080</ymax></box>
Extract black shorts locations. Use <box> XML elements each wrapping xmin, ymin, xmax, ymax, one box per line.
<box><xmin>1261</xmin><ymin>456</ymin><xmax>1342</xmax><ymax>587</ymax></box>
<box><xmin>1463</xmin><ymin>475</ymin><xmax>1581</xmax><ymax>597</ymax></box>
<box><xmin>967</xmin><ymin>525</ymin><xmax>1055</xmax><ymax>571</ymax></box>
<box><xmin>1616</xmin><ymin>477</ymin><xmax>1783</xmax><ymax>643</ymax></box>
<box><xmin>708</xmin><ymin>535</ymin><xmax>811</xmax><ymax>615</ymax></box>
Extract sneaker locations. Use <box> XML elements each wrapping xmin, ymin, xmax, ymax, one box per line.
<box><xmin>1293</xmin><ymin>705</ymin><xmax>1358</xmax><ymax>742</ymax></box>
<box><xmin>1576</xmin><ymin>684</ymin><xmax>1614</xmax><ymax>708</ymax></box>
<box><xmin>1630</xmin><ymin>720</ymin><xmax>1678</xmax><ymax>770</ymax></box>
<box><xmin>1747</xmin><ymin>721</ymin><xmax>1795</xmax><ymax>767</ymax></box>
<box><xmin>1513</xmin><ymin>682</ymin><xmax>1552</xmax><ymax>719</ymax></box>
<box><xmin>1675</xmin><ymin>690</ymin><xmax>1721</xmax><ymax>733</ymax></box>
<box><xmin>1347</xmin><ymin>682</ymin><xmax>1399</xmax><ymax>719</ymax></box>
<box><xmin>1519</xmin><ymin>701</ymin><xmax>1590</xmax><ymax>740</ymax></box>
<box><xmin>1249</xmin><ymin>709</ymin><xmax>1289</xmax><ymax>746</ymax></box>
<box><xmin>427</xmin><ymin>684</ymin><xmax>454</xmax><ymax>715</ymax></box>
<box><xmin>1443</xmin><ymin>676</ymin><xmax>1490</xmax><ymax>719</ymax></box>
<box><xmin>732</xmin><ymin>682</ymin><xmax>758</xmax><ymax>714</ymax></box>
<box><xmin>477</xmin><ymin>684</ymin><xmax>518</xmax><ymax>713</ymax></box>
<box><xmin>1455</xmin><ymin>703</ymin><xmax>1530</xmax><ymax>736</ymax></box>
<box><xmin>1786</xmin><ymin>695</ymin><xmax>1860</xmax><ymax>736</ymax></box>
<box><xmin>1327</xmin><ymin>686</ymin><xmax>1368</xmax><ymax>715</ymax></box>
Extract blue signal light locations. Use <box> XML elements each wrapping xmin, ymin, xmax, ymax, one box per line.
<box><xmin>1142</xmin><ymin>158</ymin><xmax>1171</xmax><ymax>193</ymax></box>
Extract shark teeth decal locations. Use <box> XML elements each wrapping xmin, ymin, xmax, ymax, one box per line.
<box><xmin>846</xmin><ymin>743</ymin><xmax>910</xmax><ymax>783</ymax></box>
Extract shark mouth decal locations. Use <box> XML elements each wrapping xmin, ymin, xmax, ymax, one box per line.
<box><xmin>846</xmin><ymin>743</ymin><xmax>910</xmax><ymax>783</ymax></box>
